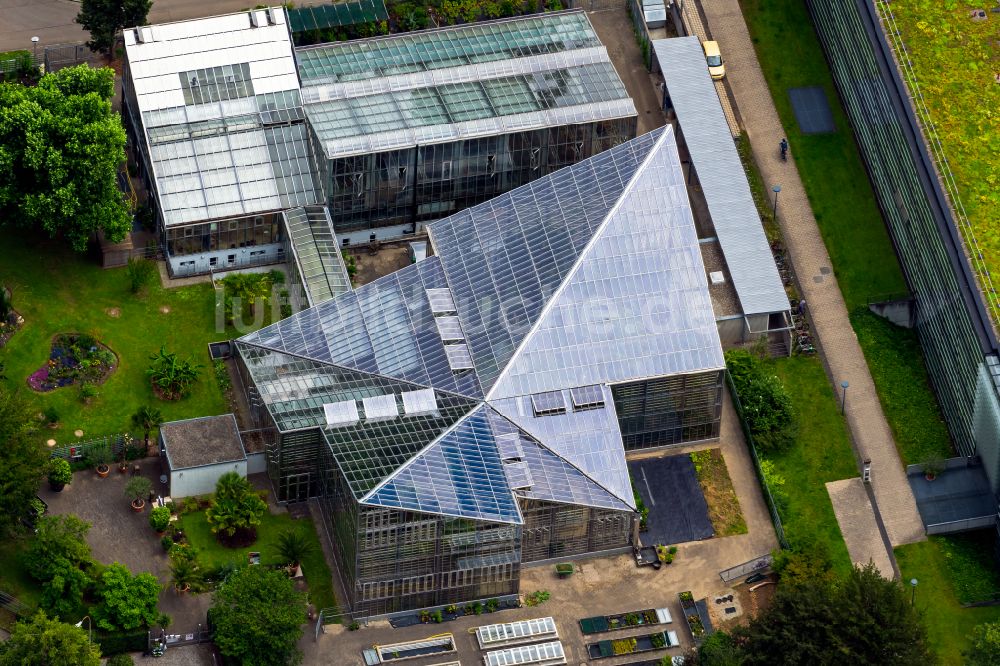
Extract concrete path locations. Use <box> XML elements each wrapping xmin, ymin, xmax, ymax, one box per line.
<box><xmin>695</xmin><ymin>0</ymin><xmax>925</xmax><ymax>552</ymax></box>
<box><xmin>826</xmin><ymin>478</ymin><xmax>895</xmax><ymax>577</ymax></box>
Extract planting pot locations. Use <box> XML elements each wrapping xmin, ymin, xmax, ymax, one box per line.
<box><xmin>925</xmin><ymin>473</ymin><xmax>936</xmax><ymax>481</ymax></box>
<box><xmin>49</xmin><ymin>481</ymin><xmax>66</xmax><ymax>492</ymax></box>
<box><xmin>118</xmin><ymin>463</ymin><xmax>128</xmax><ymax>474</ymax></box>
<box><xmin>131</xmin><ymin>498</ymin><xmax>145</xmax><ymax>513</ymax></box>
<box><xmin>96</xmin><ymin>464</ymin><xmax>110</xmax><ymax>478</ymax></box>
<box><xmin>174</xmin><ymin>583</ymin><xmax>190</xmax><ymax>595</ymax></box>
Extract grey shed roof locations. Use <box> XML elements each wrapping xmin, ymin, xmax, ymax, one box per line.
<box><xmin>161</xmin><ymin>414</ymin><xmax>247</xmax><ymax>470</ymax></box>
<box><xmin>653</xmin><ymin>37</ymin><xmax>788</xmax><ymax>316</ymax></box>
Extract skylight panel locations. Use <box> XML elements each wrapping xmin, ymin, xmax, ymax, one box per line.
<box><xmin>445</xmin><ymin>343</ymin><xmax>474</xmax><ymax>370</ymax></box>
<box><xmin>504</xmin><ymin>461</ymin><xmax>533</xmax><ymax>490</ymax></box>
<box><xmin>530</xmin><ymin>390</ymin><xmax>566</xmax><ymax>417</ymax></box>
<box><xmin>323</xmin><ymin>400</ymin><xmax>359</xmax><ymax>427</ymax></box>
<box><xmin>435</xmin><ymin>316</ymin><xmax>465</xmax><ymax>342</ymax></box>
<box><xmin>362</xmin><ymin>394</ymin><xmax>399</xmax><ymax>421</ymax></box>
<box><xmin>426</xmin><ymin>288</ymin><xmax>456</xmax><ymax>313</ymax></box>
<box><xmin>570</xmin><ymin>384</ymin><xmax>605</xmax><ymax>411</ymax></box>
<box><xmin>401</xmin><ymin>389</ymin><xmax>438</xmax><ymax>417</ymax></box>
<box><xmin>496</xmin><ymin>433</ymin><xmax>524</xmax><ymax>461</ymax></box>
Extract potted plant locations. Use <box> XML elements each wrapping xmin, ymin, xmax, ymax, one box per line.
<box><xmin>169</xmin><ymin>555</ymin><xmax>200</xmax><ymax>594</ymax></box>
<box><xmin>419</xmin><ymin>609</ymin><xmax>431</xmax><ymax>623</ymax></box>
<box><xmin>48</xmin><ymin>459</ymin><xmax>72</xmax><ymax>492</ymax></box>
<box><xmin>91</xmin><ymin>443</ymin><xmax>111</xmax><ymax>478</ymax></box>
<box><xmin>150</xmin><ymin>505</ymin><xmax>171</xmax><ymax>533</ymax></box>
<box><xmin>125</xmin><ymin>476</ymin><xmax>152</xmax><ymax>512</ymax></box>
<box><xmin>923</xmin><ymin>454</ymin><xmax>945</xmax><ymax>481</ymax></box>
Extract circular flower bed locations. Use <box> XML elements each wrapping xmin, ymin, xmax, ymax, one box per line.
<box><xmin>27</xmin><ymin>333</ymin><xmax>117</xmax><ymax>392</ymax></box>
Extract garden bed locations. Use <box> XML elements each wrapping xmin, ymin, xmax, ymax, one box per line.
<box><xmin>27</xmin><ymin>333</ymin><xmax>117</xmax><ymax>392</ymax></box>
<box><xmin>376</xmin><ymin>634</ymin><xmax>456</xmax><ymax>661</ymax></box>
<box><xmin>0</xmin><ymin>308</ymin><xmax>22</xmax><ymax>347</ymax></box>
<box><xmin>586</xmin><ymin>631</ymin><xmax>677</xmax><ymax>659</ymax></box>
<box><xmin>579</xmin><ymin>608</ymin><xmax>671</xmax><ymax>634</ymax></box>
<box><xmin>678</xmin><ymin>592</ymin><xmax>713</xmax><ymax>643</ymax></box>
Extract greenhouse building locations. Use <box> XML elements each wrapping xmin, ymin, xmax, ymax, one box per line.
<box><xmin>233</xmin><ymin>126</ymin><xmax>725</xmax><ymax>616</ymax></box>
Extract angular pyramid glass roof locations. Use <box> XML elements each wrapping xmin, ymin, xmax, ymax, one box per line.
<box><xmin>363</xmin><ymin>406</ymin><xmax>522</xmax><ymax>524</ymax></box>
<box><xmin>239</xmin><ymin>126</ymin><xmax>723</xmax><ymax>523</ymax></box>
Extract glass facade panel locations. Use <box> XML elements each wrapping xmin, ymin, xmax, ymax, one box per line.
<box><xmin>612</xmin><ymin>370</ymin><xmax>724</xmax><ymax>450</ymax></box>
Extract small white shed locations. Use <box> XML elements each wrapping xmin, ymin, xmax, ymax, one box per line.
<box><xmin>159</xmin><ymin>414</ymin><xmax>247</xmax><ymax>498</ymax></box>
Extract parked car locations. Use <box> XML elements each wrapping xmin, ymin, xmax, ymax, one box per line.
<box><xmin>702</xmin><ymin>41</ymin><xmax>725</xmax><ymax>80</ymax></box>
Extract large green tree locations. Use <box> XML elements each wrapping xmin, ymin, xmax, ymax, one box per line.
<box><xmin>0</xmin><ymin>386</ymin><xmax>47</xmax><ymax>531</ymax></box>
<box><xmin>0</xmin><ymin>65</ymin><xmax>130</xmax><ymax>251</ymax></box>
<box><xmin>0</xmin><ymin>611</ymin><xmax>101</xmax><ymax>666</ymax></box>
<box><xmin>92</xmin><ymin>562</ymin><xmax>161</xmax><ymax>632</ymax></box>
<box><xmin>76</xmin><ymin>0</ymin><xmax>152</xmax><ymax>54</ymax></box>
<box><xmin>211</xmin><ymin>566</ymin><xmax>306</xmax><ymax>666</ymax></box>
<box><xmin>695</xmin><ymin>552</ymin><xmax>932</xmax><ymax>665</ymax></box>
<box><xmin>966</xmin><ymin>621</ymin><xmax>1000</xmax><ymax>665</ymax></box>
<box><xmin>27</xmin><ymin>514</ymin><xmax>95</xmax><ymax>619</ymax></box>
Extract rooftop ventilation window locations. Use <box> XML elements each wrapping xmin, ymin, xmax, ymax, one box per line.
<box><xmin>531</xmin><ymin>390</ymin><xmax>567</xmax><ymax>417</ymax></box>
<box><xmin>323</xmin><ymin>400</ymin><xmax>359</xmax><ymax>427</ymax></box>
<box><xmin>497</xmin><ymin>433</ymin><xmax>524</xmax><ymax>461</ymax></box>
<box><xmin>445</xmin><ymin>343</ymin><xmax>474</xmax><ymax>371</ymax></box>
<box><xmin>426</xmin><ymin>288</ymin><xmax>456</xmax><ymax>314</ymax></box>
<box><xmin>401</xmin><ymin>389</ymin><xmax>438</xmax><ymax>417</ymax></box>
<box><xmin>504</xmin><ymin>461</ymin><xmax>533</xmax><ymax>490</ymax></box>
<box><xmin>362</xmin><ymin>394</ymin><xmax>399</xmax><ymax>421</ymax></box>
<box><xmin>435</xmin><ymin>316</ymin><xmax>465</xmax><ymax>342</ymax></box>
<box><xmin>570</xmin><ymin>384</ymin><xmax>605</xmax><ymax>411</ymax></box>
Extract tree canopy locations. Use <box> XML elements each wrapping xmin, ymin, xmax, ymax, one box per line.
<box><xmin>206</xmin><ymin>472</ymin><xmax>268</xmax><ymax>540</ymax></box>
<box><xmin>0</xmin><ymin>386</ymin><xmax>47</xmax><ymax>531</ymax></box>
<box><xmin>27</xmin><ymin>515</ymin><xmax>96</xmax><ymax>619</ymax></box>
<box><xmin>76</xmin><ymin>0</ymin><xmax>152</xmax><ymax>54</ymax></box>
<box><xmin>0</xmin><ymin>65</ymin><xmax>130</xmax><ymax>251</ymax></box>
<box><xmin>966</xmin><ymin>621</ymin><xmax>1000</xmax><ymax>665</ymax></box>
<box><xmin>210</xmin><ymin>566</ymin><xmax>306</xmax><ymax>666</ymax></box>
<box><xmin>693</xmin><ymin>550</ymin><xmax>932</xmax><ymax>665</ymax></box>
<box><xmin>92</xmin><ymin>562</ymin><xmax>161</xmax><ymax>632</ymax></box>
<box><xmin>0</xmin><ymin>611</ymin><xmax>101</xmax><ymax>666</ymax></box>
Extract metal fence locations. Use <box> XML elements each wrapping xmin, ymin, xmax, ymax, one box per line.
<box><xmin>49</xmin><ymin>433</ymin><xmax>138</xmax><ymax>462</ymax></box>
<box><xmin>719</xmin><ymin>554</ymin><xmax>773</xmax><ymax>583</ymax></box>
<box><xmin>0</xmin><ymin>590</ymin><xmax>29</xmax><ymax>618</ymax></box>
<box><xmin>43</xmin><ymin>43</ymin><xmax>104</xmax><ymax>73</ymax></box>
<box><xmin>725</xmin><ymin>371</ymin><xmax>790</xmax><ymax>549</ymax></box>
<box><xmin>0</xmin><ymin>52</ymin><xmax>37</xmax><ymax>77</ymax></box>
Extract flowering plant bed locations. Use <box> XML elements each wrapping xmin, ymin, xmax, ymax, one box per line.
<box><xmin>579</xmin><ymin>608</ymin><xmax>666</xmax><ymax>634</ymax></box>
<box><xmin>586</xmin><ymin>631</ymin><xmax>675</xmax><ymax>659</ymax></box>
<box><xmin>27</xmin><ymin>333</ymin><xmax>117</xmax><ymax>391</ymax></box>
<box><xmin>0</xmin><ymin>308</ymin><xmax>22</xmax><ymax>348</ymax></box>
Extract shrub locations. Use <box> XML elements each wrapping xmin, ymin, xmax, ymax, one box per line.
<box><xmin>149</xmin><ymin>506</ymin><xmax>171</xmax><ymax>532</ymax></box>
<box><xmin>48</xmin><ymin>459</ymin><xmax>72</xmax><ymax>486</ymax></box>
<box><xmin>726</xmin><ymin>348</ymin><xmax>795</xmax><ymax>453</ymax></box>
<box><xmin>206</xmin><ymin>472</ymin><xmax>267</xmax><ymax>541</ymax></box>
<box><xmin>486</xmin><ymin>598</ymin><xmax>499</xmax><ymax>613</ymax></box>
<box><xmin>348</xmin><ymin>620</ymin><xmax>360</xmax><ymax>631</ymax></box>
<box><xmin>125</xmin><ymin>257</ymin><xmax>158</xmax><ymax>295</ymax></box>
<box><xmin>213</xmin><ymin>359</ymin><xmax>232</xmax><ymax>392</ymax></box>
<box><xmin>107</xmin><ymin>654</ymin><xmax>135</xmax><ymax>666</ymax></box>
<box><xmin>43</xmin><ymin>406</ymin><xmax>59</xmax><ymax>424</ymax></box>
<box><xmin>79</xmin><ymin>382</ymin><xmax>99</xmax><ymax>403</ymax></box>
<box><xmin>524</xmin><ymin>590</ymin><xmax>550</xmax><ymax>607</ymax></box>
<box><xmin>147</xmin><ymin>347</ymin><xmax>200</xmax><ymax>399</ymax></box>
<box><xmin>161</xmin><ymin>534</ymin><xmax>175</xmax><ymax>552</ymax></box>
<box><xmin>93</xmin><ymin>563</ymin><xmax>161</xmax><ymax>632</ymax></box>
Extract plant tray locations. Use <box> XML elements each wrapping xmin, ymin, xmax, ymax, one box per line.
<box><xmin>579</xmin><ymin>608</ymin><xmax>670</xmax><ymax>635</ymax></box>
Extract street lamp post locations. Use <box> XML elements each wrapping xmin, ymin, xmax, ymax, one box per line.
<box><xmin>910</xmin><ymin>578</ymin><xmax>918</xmax><ymax>606</ymax></box>
<box><xmin>75</xmin><ymin>615</ymin><xmax>92</xmax><ymax>643</ymax></box>
<box><xmin>31</xmin><ymin>36</ymin><xmax>39</xmax><ymax>63</ymax></box>
<box><xmin>772</xmin><ymin>184</ymin><xmax>782</xmax><ymax>220</ymax></box>
<box><xmin>840</xmin><ymin>380</ymin><xmax>849</xmax><ymax>415</ymax></box>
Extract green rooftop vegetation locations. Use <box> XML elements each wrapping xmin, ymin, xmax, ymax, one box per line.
<box><xmin>885</xmin><ymin>0</ymin><xmax>1000</xmax><ymax>328</ymax></box>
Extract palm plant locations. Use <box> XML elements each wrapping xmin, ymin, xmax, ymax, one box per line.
<box><xmin>147</xmin><ymin>347</ymin><xmax>200</xmax><ymax>399</ymax></box>
<box><xmin>274</xmin><ymin>528</ymin><xmax>314</xmax><ymax>567</ymax></box>
<box><xmin>131</xmin><ymin>405</ymin><xmax>163</xmax><ymax>455</ymax></box>
<box><xmin>168</xmin><ymin>555</ymin><xmax>202</xmax><ymax>593</ymax></box>
<box><xmin>206</xmin><ymin>472</ymin><xmax>267</xmax><ymax>541</ymax></box>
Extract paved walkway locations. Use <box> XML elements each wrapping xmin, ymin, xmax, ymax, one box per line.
<box><xmin>826</xmin><ymin>478</ymin><xmax>895</xmax><ymax>577</ymax></box>
<box><xmin>695</xmin><ymin>0</ymin><xmax>925</xmax><ymax>556</ymax></box>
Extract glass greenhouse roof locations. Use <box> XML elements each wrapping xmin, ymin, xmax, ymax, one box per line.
<box><xmin>286</xmin><ymin>0</ymin><xmax>388</xmax><ymax>33</ymax></box>
<box><xmin>239</xmin><ymin>127</ymin><xmax>724</xmax><ymax>518</ymax></box>
<box><xmin>284</xmin><ymin>206</ymin><xmax>352</xmax><ymax>306</ymax></box>
<box><xmin>295</xmin><ymin>11</ymin><xmax>602</xmax><ymax>85</ymax></box>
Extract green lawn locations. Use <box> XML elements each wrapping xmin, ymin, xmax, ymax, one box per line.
<box><xmin>178</xmin><ymin>510</ymin><xmax>336</xmax><ymax>611</ymax></box>
<box><xmin>0</xmin><ymin>234</ymin><xmax>260</xmax><ymax>443</ymax></box>
<box><xmin>764</xmin><ymin>355</ymin><xmax>857</xmax><ymax>574</ymax></box>
<box><xmin>850</xmin><ymin>310</ymin><xmax>952</xmax><ymax>465</ymax></box>
<box><xmin>896</xmin><ymin>534</ymin><xmax>1000</xmax><ymax>665</ymax></box>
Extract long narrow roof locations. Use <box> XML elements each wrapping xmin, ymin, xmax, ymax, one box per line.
<box><xmin>653</xmin><ymin>37</ymin><xmax>788</xmax><ymax>316</ymax></box>
<box><xmin>239</xmin><ymin>126</ymin><xmax>724</xmax><ymax>520</ymax></box>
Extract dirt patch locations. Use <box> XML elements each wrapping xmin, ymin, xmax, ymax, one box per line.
<box><xmin>690</xmin><ymin>448</ymin><xmax>748</xmax><ymax>537</ymax></box>
<box><xmin>105</xmin><ymin>307</ymin><xmax>121</xmax><ymax>318</ymax></box>
<box><xmin>351</xmin><ymin>245</ymin><xmax>413</xmax><ymax>287</ymax></box>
